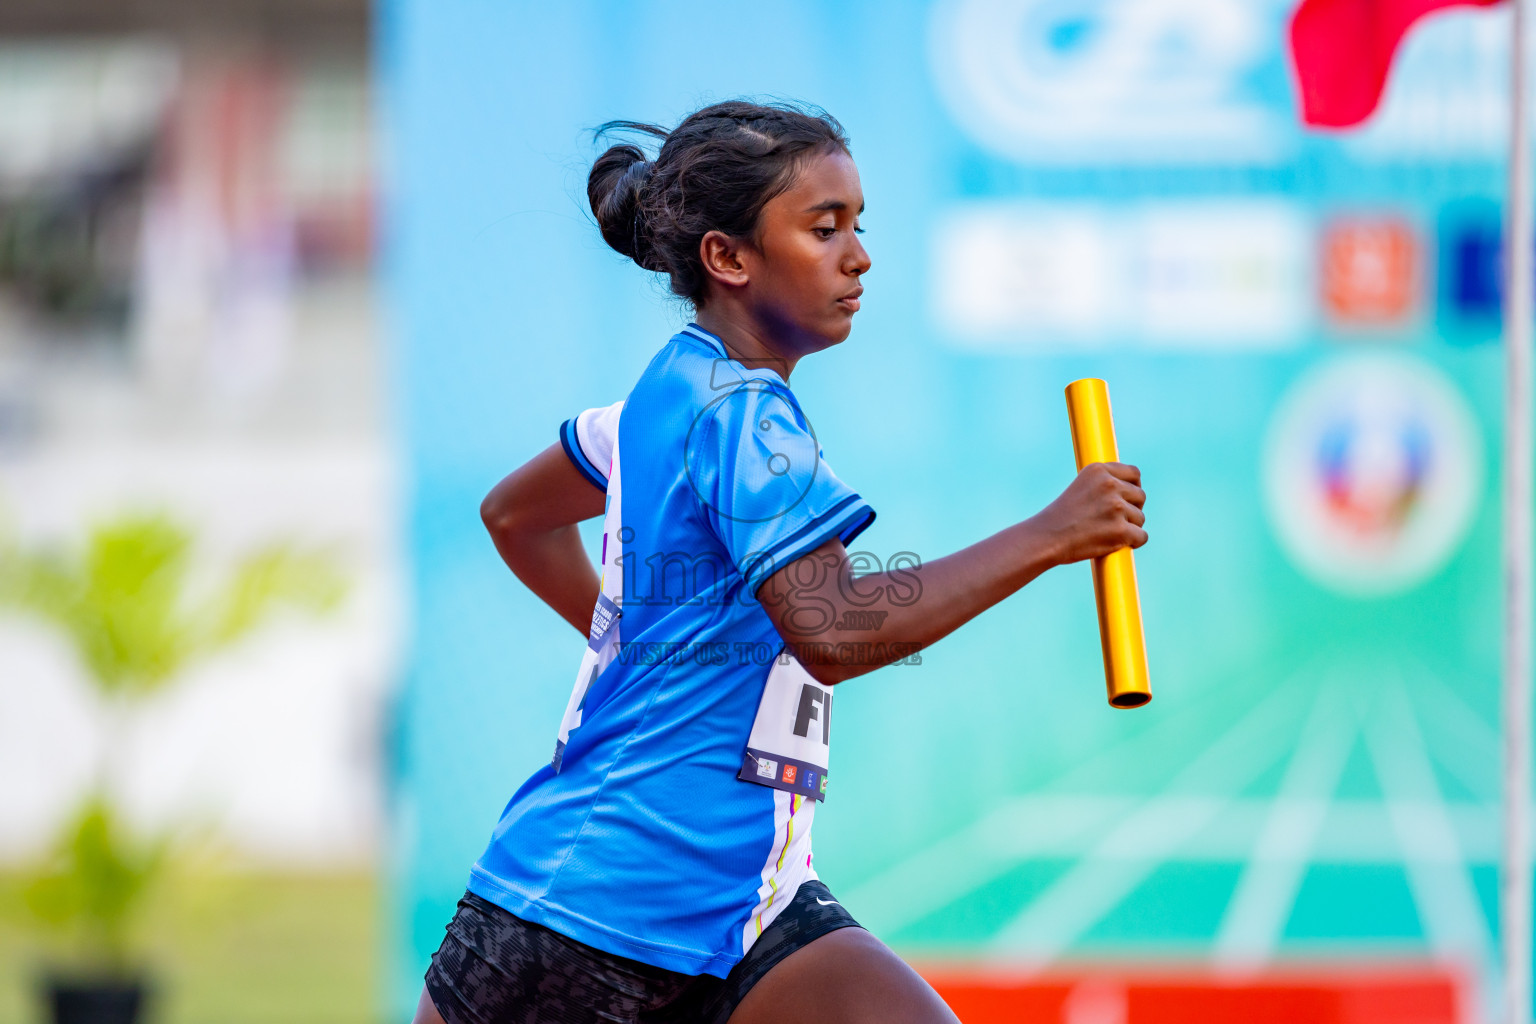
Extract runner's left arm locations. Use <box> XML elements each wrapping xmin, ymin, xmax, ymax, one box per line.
<box><xmin>756</xmin><ymin>462</ymin><xmax>1146</xmax><ymax>684</ymax></box>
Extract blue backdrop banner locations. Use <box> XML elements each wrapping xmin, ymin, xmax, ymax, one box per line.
<box><xmin>380</xmin><ymin>0</ymin><xmax>1515</xmax><ymax>1015</ymax></box>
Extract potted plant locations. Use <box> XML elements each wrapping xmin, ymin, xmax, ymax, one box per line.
<box><xmin>1</xmin><ymin>512</ymin><xmax>344</xmax><ymax>1024</ymax></box>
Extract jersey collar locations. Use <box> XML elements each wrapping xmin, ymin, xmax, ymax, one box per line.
<box><xmin>681</xmin><ymin>322</ymin><xmax>788</xmax><ymax>384</ymax></box>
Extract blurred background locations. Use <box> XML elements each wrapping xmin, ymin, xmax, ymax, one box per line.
<box><xmin>0</xmin><ymin>1</ymin><xmax>390</xmax><ymax>1023</ymax></box>
<box><xmin>0</xmin><ymin>0</ymin><xmax>1528</xmax><ymax>1022</ymax></box>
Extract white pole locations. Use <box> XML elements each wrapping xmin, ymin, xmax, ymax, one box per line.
<box><xmin>1505</xmin><ymin>0</ymin><xmax>1533</xmax><ymax>1020</ymax></box>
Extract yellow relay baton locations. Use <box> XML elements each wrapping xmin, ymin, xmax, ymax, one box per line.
<box><xmin>1064</xmin><ymin>378</ymin><xmax>1151</xmax><ymax>709</ymax></box>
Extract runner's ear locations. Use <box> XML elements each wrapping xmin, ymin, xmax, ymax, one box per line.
<box><xmin>699</xmin><ymin>229</ymin><xmax>750</xmax><ymax>290</ymax></box>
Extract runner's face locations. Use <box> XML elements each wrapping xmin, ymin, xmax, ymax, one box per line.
<box><xmin>745</xmin><ymin>149</ymin><xmax>870</xmax><ymax>349</ymax></box>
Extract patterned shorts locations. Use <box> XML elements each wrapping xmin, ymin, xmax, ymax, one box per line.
<box><xmin>424</xmin><ymin>879</ymin><xmax>861</xmax><ymax>1024</ymax></box>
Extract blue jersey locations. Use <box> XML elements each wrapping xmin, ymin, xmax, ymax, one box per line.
<box><xmin>469</xmin><ymin>324</ymin><xmax>876</xmax><ymax>977</ymax></box>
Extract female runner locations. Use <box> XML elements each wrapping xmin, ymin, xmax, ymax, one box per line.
<box><xmin>413</xmin><ymin>100</ymin><xmax>1147</xmax><ymax>1024</ymax></box>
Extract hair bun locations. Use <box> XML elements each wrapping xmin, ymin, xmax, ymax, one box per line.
<box><xmin>588</xmin><ymin>143</ymin><xmax>659</xmax><ymax>269</ymax></box>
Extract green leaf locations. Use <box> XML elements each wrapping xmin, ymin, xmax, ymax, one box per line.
<box><xmin>0</xmin><ymin>514</ymin><xmax>197</xmax><ymax>694</ymax></box>
<box><xmin>0</xmin><ymin>513</ymin><xmax>346</xmax><ymax>697</ymax></box>
<box><xmin>79</xmin><ymin>515</ymin><xmax>197</xmax><ymax>694</ymax></box>
<box><xmin>201</xmin><ymin>545</ymin><xmax>347</xmax><ymax>650</ymax></box>
<box><xmin>25</xmin><ymin>795</ymin><xmax>166</xmax><ymax>971</ymax></box>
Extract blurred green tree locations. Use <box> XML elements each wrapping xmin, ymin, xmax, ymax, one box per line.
<box><xmin>0</xmin><ymin>512</ymin><xmax>346</xmax><ymax>974</ymax></box>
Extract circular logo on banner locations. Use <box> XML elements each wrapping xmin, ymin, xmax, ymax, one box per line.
<box><xmin>927</xmin><ymin>0</ymin><xmax>1274</xmax><ymax>164</ymax></box>
<box><xmin>1262</xmin><ymin>354</ymin><xmax>1482</xmax><ymax>596</ymax></box>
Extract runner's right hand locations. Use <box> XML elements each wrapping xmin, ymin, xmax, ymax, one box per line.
<box><xmin>1032</xmin><ymin>462</ymin><xmax>1147</xmax><ymax>565</ymax></box>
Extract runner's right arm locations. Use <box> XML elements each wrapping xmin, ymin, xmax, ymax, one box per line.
<box><xmin>481</xmin><ymin>442</ymin><xmax>606</xmax><ymax>635</ymax></box>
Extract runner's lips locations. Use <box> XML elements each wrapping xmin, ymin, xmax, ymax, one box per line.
<box><xmin>838</xmin><ymin>287</ymin><xmax>863</xmax><ymax>312</ymax></box>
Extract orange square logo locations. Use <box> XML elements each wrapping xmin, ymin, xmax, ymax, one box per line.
<box><xmin>1322</xmin><ymin>219</ymin><xmax>1417</xmax><ymax>326</ymax></box>
<box><xmin>781</xmin><ymin>764</ymin><xmax>797</xmax><ymax>784</ymax></box>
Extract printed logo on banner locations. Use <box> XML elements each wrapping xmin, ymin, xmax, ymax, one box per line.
<box><xmin>1137</xmin><ymin>204</ymin><xmax>1310</xmax><ymax>345</ymax></box>
<box><xmin>932</xmin><ymin>207</ymin><xmax>1118</xmax><ymax>339</ymax></box>
<box><xmin>1321</xmin><ymin>218</ymin><xmax>1418</xmax><ymax>327</ymax></box>
<box><xmin>928</xmin><ymin>0</ymin><xmax>1284</xmax><ymax>164</ymax></box>
<box><xmin>1437</xmin><ymin>207</ymin><xmax>1504</xmax><ymax>341</ymax></box>
<box><xmin>1263</xmin><ymin>354</ymin><xmax>1481</xmax><ymax>595</ymax></box>
<box><xmin>933</xmin><ymin>202</ymin><xmax>1308</xmax><ymax>349</ymax></box>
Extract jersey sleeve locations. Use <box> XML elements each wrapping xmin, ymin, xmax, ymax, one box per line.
<box><xmin>558</xmin><ymin>399</ymin><xmax>623</xmax><ymax>490</ymax></box>
<box><xmin>687</xmin><ymin>379</ymin><xmax>876</xmax><ymax>594</ymax></box>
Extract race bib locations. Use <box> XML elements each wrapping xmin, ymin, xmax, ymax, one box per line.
<box><xmin>737</xmin><ymin>652</ymin><xmax>833</xmax><ymax>802</ymax></box>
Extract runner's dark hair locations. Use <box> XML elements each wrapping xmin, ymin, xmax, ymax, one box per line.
<box><xmin>587</xmin><ymin>100</ymin><xmax>850</xmax><ymax>307</ymax></box>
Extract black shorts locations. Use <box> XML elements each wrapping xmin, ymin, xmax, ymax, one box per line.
<box><xmin>424</xmin><ymin>879</ymin><xmax>861</xmax><ymax>1024</ymax></box>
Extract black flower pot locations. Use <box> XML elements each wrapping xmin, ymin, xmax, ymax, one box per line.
<box><xmin>44</xmin><ymin>975</ymin><xmax>150</xmax><ymax>1024</ymax></box>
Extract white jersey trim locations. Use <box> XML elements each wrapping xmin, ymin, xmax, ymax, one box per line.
<box><xmin>740</xmin><ymin>787</ymin><xmax>818</xmax><ymax>956</ymax></box>
<box><xmin>575</xmin><ymin>400</ymin><xmax>624</xmax><ymax>480</ymax></box>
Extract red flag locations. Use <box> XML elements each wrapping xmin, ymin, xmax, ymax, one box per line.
<box><xmin>1289</xmin><ymin>0</ymin><xmax>1506</xmax><ymax>128</ymax></box>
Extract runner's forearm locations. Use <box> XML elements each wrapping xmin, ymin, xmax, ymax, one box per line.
<box><xmin>480</xmin><ymin>441</ymin><xmax>608</xmax><ymax>635</ymax></box>
<box><xmin>760</xmin><ymin>463</ymin><xmax>1147</xmax><ymax>685</ymax></box>
<box><xmin>760</xmin><ymin>516</ymin><xmax>1065</xmax><ymax>685</ymax></box>
<box><xmin>490</xmin><ymin>523</ymin><xmax>601</xmax><ymax>635</ymax></box>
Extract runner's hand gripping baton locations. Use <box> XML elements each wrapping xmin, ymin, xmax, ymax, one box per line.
<box><xmin>1065</xmin><ymin>378</ymin><xmax>1152</xmax><ymax>709</ymax></box>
